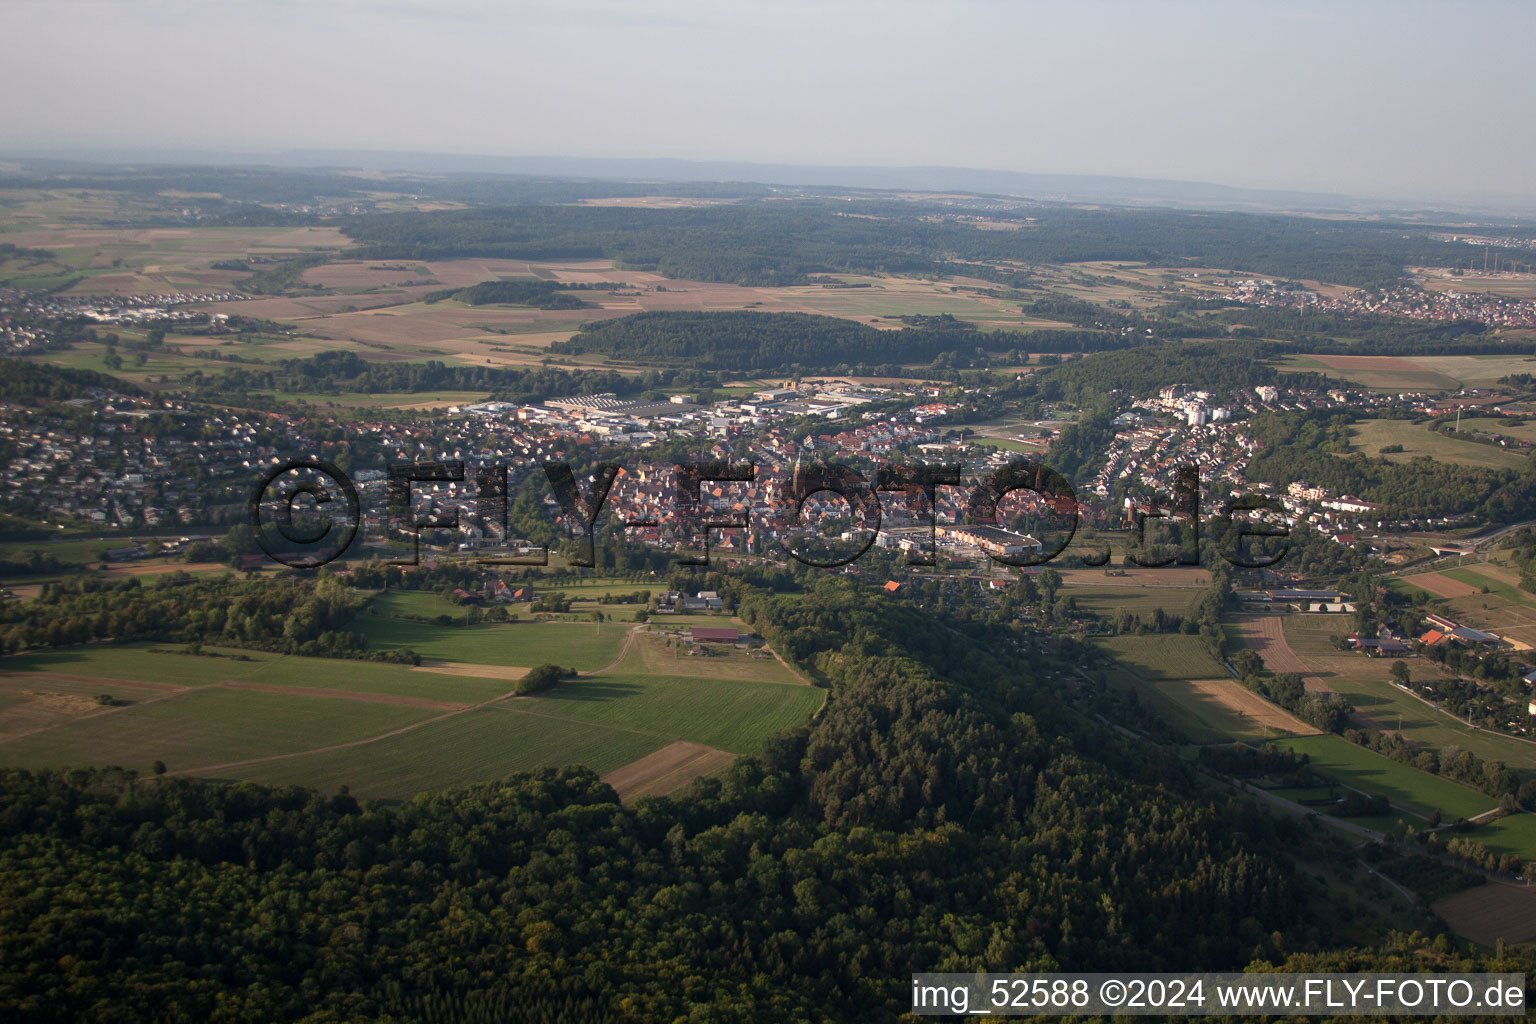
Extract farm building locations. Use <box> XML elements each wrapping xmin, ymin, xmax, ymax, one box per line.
<box><xmin>1238</xmin><ymin>589</ymin><xmax>1353</xmax><ymax>612</ymax></box>
<box><xmin>1450</xmin><ymin>626</ymin><xmax>1503</xmax><ymax>646</ymax></box>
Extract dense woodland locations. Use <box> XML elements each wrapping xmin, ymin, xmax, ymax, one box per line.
<box><xmin>339</xmin><ymin>201</ymin><xmax>1476</xmax><ymax>288</ymax></box>
<box><xmin>192</xmin><ymin>350</ymin><xmax>712</xmax><ymax>404</ymax></box>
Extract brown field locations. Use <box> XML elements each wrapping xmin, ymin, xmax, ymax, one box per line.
<box><xmin>413</xmin><ymin>661</ymin><xmax>528</xmax><ymax>682</ymax></box>
<box><xmin>1169</xmin><ymin>677</ymin><xmax>1321</xmax><ymax>736</ymax></box>
<box><xmin>1431</xmin><ymin>577</ymin><xmax>1536</xmax><ymax>649</ymax></box>
<box><xmin>1293</xmin><ymin>354</ymin><xmax>1462</xmax><ymax>391</ymax></box>
<box><xmin>1433</xmin><ymin>881</ymin><xmax>1536</xmax><ymax>945</ymax></box>
<box><xmin>0</xmin><ymin>674</ymin><xmax>186</xmax><ymax>742</ymax></box>
<box><xmin>1402</xmin><ymin>572</ymin><xmax>1481</xmax><ymax>599</ymax></box>
<box><xmin>1313</xmin><ymin>354</ymin><xmax>1425</xmax><ymax>373</ymax></box>
<box><xmin>601</xmin><ymin>740</ymin><xmax>736</xmax><ymax>803</ymax></box>
<box><xmin>1234</xmin><ymin>615</ymin><xmax>1335</xmax><ymax>694</ymax></box>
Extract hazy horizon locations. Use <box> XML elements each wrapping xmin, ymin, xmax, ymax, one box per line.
<box><xmin>3</xmin><ymin>0</ymin><xmax>1534</xmax><ymax>208</ymax></box>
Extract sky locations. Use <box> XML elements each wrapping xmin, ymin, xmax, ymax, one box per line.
<box><xmin>2</xmin><ymin>0</ymin><xmax>1533</xmax><ymax>205</ymax></box>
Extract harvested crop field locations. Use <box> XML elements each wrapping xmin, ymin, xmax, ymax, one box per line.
<box><xmin>1233</xmin><ymin>615</ymin><xmax>1333</xmax><ymax>693</ymax></box>
<box><xmin>1168</xmin><ymin>678</ymin><xmax>1320</xmax><ymax>736</ymax></box>
<box><xmin>413</xmin><ymin>661</ymin><xmax>529</xmax><ymax>682</ymax></box>
<box><xmin>1433</xmin><ymin>881</ymin><xmax>1536</xmax><ymax>946</ymax></box>
<box><xmin>601</xmin><ymin>740</ymin><xmax>736</xmax><ymax>803</ymax></box>
<box><xmin>1402</xmin><ymin>572</ymin><xmax>1482</xmax><ymax>599</ymax></box>
<box><xmin>1294</xmin><ymin>354</ymin><xmax>1460</xmax><ymax>391</ymax></box>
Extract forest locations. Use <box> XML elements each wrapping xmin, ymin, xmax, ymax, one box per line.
<box><xmin>338</xmin><ymin>200</ymin><xmax>1475</xmax><ymax>288</ymax></box>
<box><xmin>190</xmin><ymin>351</ymin><xmax>667</xmax><ymax>403</ymax></box>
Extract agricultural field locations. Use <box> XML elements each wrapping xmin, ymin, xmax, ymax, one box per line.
<box><xmin>0</xmin><ymin>686</ymin><xmax>435</xmax><ymax>778</ymax></box>
<box><xmin>1414</xmin><ymin>266</ymin><xmax>1536</xmax><ymax>301</ymax></box>
<box><xmin>601</xmin><ymin>741</ymin><xmax>737</xmax><ymax>803</ymax></box>
<box><xmin>1398</xmin><ymin>565</ymin><xmax>1536</xmax><ymax>650</ymax></box>
<box><xmin>1346</xmin><ymin>418</ymin><xmax>1530</xmax><ymax>471</ymax></box>
<box><xmin>1468</xmin><ymin>812</ymin><xmax>1536</xmax><ymax>863</ymax></box>
<box><xmin>1442</xmin><ymin>565</ymin><xmax>1535</xmax><ymax>606</ymax></box>
<box><xmin>1093</xmin><ymin>630</ymin><xmax>1308</xmax><ymax>743</ymax></box>
<box><xmin>1065</xmin><ymin>583</ymin><xmax>1204</xmax><ymax>620</ymax></box>
<box><xmin>222</xmin><ymin>630</ymin><xmax>821</xmax><ymax>799</ymax></box>
<box><xmin>1275</xmin><ymin>733</ymin><xmax>1495</xmax><ymax>823</ymax></box>
<box><xmin>1109</xmin><ymin>671</ymin><xmax>1317</xmax><ymax>744</ymax></box>
<box><xmin>1</xmin><ymin>643</ymin><xmax>517</xmax><ymax>704</ymax></box>
<box><xmin>1282</xmin><ymin>352</ymin><xmax>1536</xmax><ymax>392</ymax></box>
<box><xmin>0</xmin><ymin>627</ymin><xmax>822</xmax><ymax>801</ymax></box>
<box><xmin>1092</xmin><ymin>634</ymin><xmax>1227</xmax><ymax>681</ymax></box>
<box><xmin>1282</xmin><ymin>355</ymin><xmax>1462</xmax><ymax>392</ymax></box>
<box><xmin>1452</xmin><ymin>416</ymin><xmax>1536</xmax><ymax>445</ymax></box>
<box><xmin>231</xmin><ymin>707</ymin><xmax>663</xmax><ymax>798</ymax></box>
<box><xmin>1263</xmin><ymin>783</ymin><xmax>1410</xmax><ymax>834</ymax></box>
<box><xmin>1280</xmin><ymin>614</ymin><xmax>1536</xmax><ymax>767</ymax></box>
<box><xmin>353</xmin><ymin>594</ymin><xmax>630</xmax><ymax>671</ymax></box>
<box><xmin>1433</xmin><ymin>881</ymin><xmax>1536</xmax><ymax>946</ymax></box>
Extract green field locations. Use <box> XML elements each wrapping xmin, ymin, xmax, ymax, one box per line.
<box><xmin>355</xmin><ymin>595</ymin><xmax>629</xmax><ymax>670</ymax></box>
<box><xmin>1069</xmin><ymin>585</ymin><xmax>1203</xmax><ymax>620</ymax></box>
<box><xmin>1468</xmin><ymin>812</ymin><xmax>1536</xmax><ymax>862</ymax></box>
<box><xmin>1441</xmin><ymin>566</ymin><xmax>1534</xmax><ymax>606</ymax></box>
<box><xmin>0</xmin><ymin>688</ymin><xmax>433</xmax><ymax>776</ymax></box>
<box><xmin>971</xmin><ymin>437</ymin><xmax>1042</xmax><ymax>454</ymax></box>
<box><xmin>2</xmin><ymin>644</ymin><xmax>515</xmax><ymax>702</ymax></box>
<box><xmin>1092</xmin><ymin>634</ymin><xmax>1227</xmax><ymax>680</ymax></box>
<box><xmin>0</xmin><ymin>630</ymin><xmax>823</xmax><ymax>799</ymax></box>
<box><xmin>1347</xmin><ymin>418</ymin><xmax>1530</xmax><ymax>471</ymax></box>
<box><xmin>1452</xmin><ymin>416</ymin><xmax>1536</xmax><ymax>445</ymax></box>
<box><xmin>1279</xmin><ymin>355</ymin><xmax>1460</xmax><ymax>392</ymax></box>
<box><xmin>221</xmin><ymin>633</ymin><xmax>821</xmax><ymax>799</ymax></box>
<box><xmin>232</xmin><ymin>708</ymin><xmax>663</xmax><ymax>798</ymax></box>
<box><xmin>1266</xmin><ymin>783</ymin><xmax>1415</xmax><ymax>833</ymax></box>
<box><xmin>1276</xmin><ymin>734</ymin><xmax>1495</xmax><ymax>822</ymax></box>
<box><xmin>1280</xmin><ymin>615</ymin><xmax>1536</xmax><ymax>769</ymax></box>
<box><xmin>1104</xmin><ymin>670</ymin><xmax>1297</xmax><ymax>744</ymax></box>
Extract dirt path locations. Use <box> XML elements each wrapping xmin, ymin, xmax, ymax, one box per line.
<box><xmin>218</xmin><ymin>680</ymin><xmax>467</xmax><ymax>711</ymax></box>
<box><xmin>583</xmin><ymin>624</ymin><xmax>646</xmax><ymax>677</ymax></box>
<box><xmin>166</xmin><ymin>678</ymin><xmax>530</xmax><ymax>778</ymax></box>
